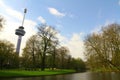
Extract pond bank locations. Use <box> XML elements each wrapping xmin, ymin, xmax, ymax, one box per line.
<box><xmin>0</xmin><ymin>69</ymin><xmax>76</xmax><ymax>78</ymax></box>
<box><xmin>1</xmin><ymin>72</ymin><xmax>120</xmax><ymax>80</ymax></box>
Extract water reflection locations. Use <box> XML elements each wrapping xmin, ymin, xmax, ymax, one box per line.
<box><xmin>88</xmin><ymin>72</ymin><xmax>120</xmax><ymax>80</ymax></box>
<box><xmin>1</xmin><ymin>72</ymin><xmax>120</xmax><ymax>80</ymax></box>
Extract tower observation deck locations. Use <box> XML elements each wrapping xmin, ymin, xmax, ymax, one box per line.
<box><xmin>15</xmin><ymin>8</ymin><xmax>27</xmax><ymax>55</ymax></box>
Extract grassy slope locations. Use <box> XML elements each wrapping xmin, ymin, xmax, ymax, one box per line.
<box><xmin>0</xmin><ymin>69</ymin><xmax>76</xmax><ymax>77</ymax></box>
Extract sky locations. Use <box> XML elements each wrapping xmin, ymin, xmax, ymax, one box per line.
<box><xmin>0</xmin><ymin>0</ymin><xmax>120</xmax><ymax>60</ymax></box>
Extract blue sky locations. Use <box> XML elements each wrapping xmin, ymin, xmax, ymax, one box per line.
<box><xmin>0</xmin><ymin>0</ymin><xmax>120</xmax><ymax>60</ymax></box>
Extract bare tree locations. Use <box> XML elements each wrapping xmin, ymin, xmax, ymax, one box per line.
<box><xmin>57</xmin><ymin>46</ymin><xmax>70</xmax><ymax>69</ymax></box>
<box><xmin>0</xmin><ymin>40</ymin><xmax>15</xmax><ymax>69</ymax></box>
<box><xmin>85</xmin><ymin>23</ymin><xmax>120</xmax><ymax>71</ymax></box>
<box><xmin>52</xmin><ymin>40</ymin><xmax>59</xmax><ymax>69</ymax></box>
<box><xmin>22</xmin><ymin>35</ymin><xmax>39</xmax><ymax>69</ymax></box>
<box><xmin>37</xmin><ymin>24</ymin><xmax>58</xmax><ymax>71</ymax></box>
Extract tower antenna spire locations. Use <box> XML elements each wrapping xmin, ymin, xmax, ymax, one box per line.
<box><xmin>22</xmin><ymin>8</ymin><xmax>27</xmax><ymax>26</ymax></box>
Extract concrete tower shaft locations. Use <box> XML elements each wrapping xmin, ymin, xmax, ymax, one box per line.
<box><xmin>15</xmin><ymin>8</ymin><xmax>27</xmax><ymax>54</ymax></box>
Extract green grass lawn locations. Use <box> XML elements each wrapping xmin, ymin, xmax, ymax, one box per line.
<box><xmin>0</xmin><ymin>69</ymin><xmax>76</xmax><ymax>78</ymax></box>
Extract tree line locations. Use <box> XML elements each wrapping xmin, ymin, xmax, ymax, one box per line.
<box><xmin>0</xmin><ymin>16</ymin><xmax>86</xmax><ymax>72</ymax></box>
<box><xmin>1</xmin><ymin>15</ymin><xmax>120</xmax><ymax>72</ymax></box>
<box><xmin>85</xmin><ymin>23</ymin><xmax>120</xmax><ymax>71</ymax></box>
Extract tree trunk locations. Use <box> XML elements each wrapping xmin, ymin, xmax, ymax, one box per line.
<box><xmin>41</xmin><ymin>56</ymin><xmax>45</xmax><ymax>71</ymax></box>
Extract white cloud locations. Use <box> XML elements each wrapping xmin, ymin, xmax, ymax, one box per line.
<box><xmin>0</xmin><ymin>0</ymin><xmax>23</xmax><ymax>21</ymax></box>
<box><xmin>56</xmin><ymin>33</ymin><xmax>67</xmax><ymax>43</ymax></box>
<box><xmin>48</xmin><ymin>7</ymin><xmax>65</xmax><ymax>17</ymax></box>
<box><xmin>57</xmin><ymin>33</ymin><xmax>85</xmax><ymax>60</ymax></box>
<box><xmin>6</xmin><ymin>8</ymin><xmax>23</xmax><ymax>20</ymax></box>
<box><xmin>38</xmin><ymin>16</ymin><xmax>46</xmax><ymax>24</ymax></box>
<box><xmin>0</xmin><ymin>0</ymin><xmax>7</xmax><ymax>8</ymax></box>
<box><xmin>0</xmin><ymin>0</ymin><xmax>37</xmax><ymax>56</ymax></box>
<box><xmin>65</xmin><ymin>33</ymin><xmax>85</xmax><ymax>60</ymax></box>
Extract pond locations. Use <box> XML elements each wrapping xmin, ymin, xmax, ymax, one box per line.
<box><xmin>1</xmin><ymin>72</ymin><xmax>120</xmax><ymax>80</ymax></box>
